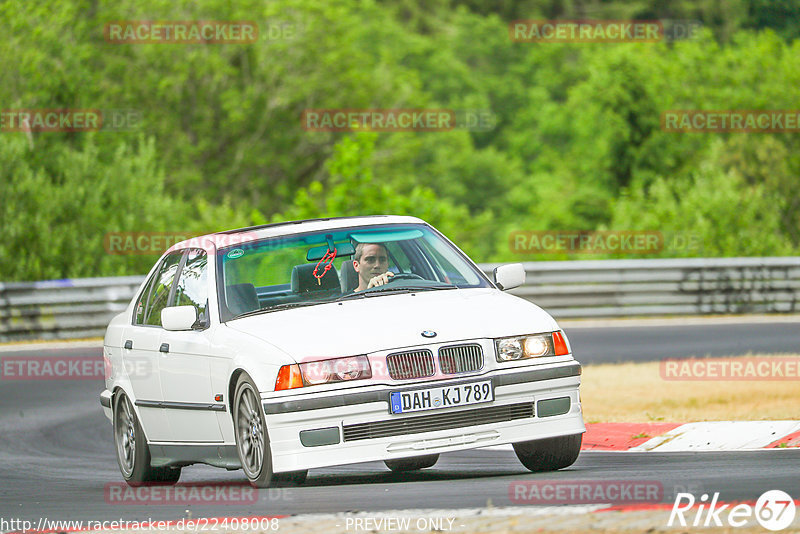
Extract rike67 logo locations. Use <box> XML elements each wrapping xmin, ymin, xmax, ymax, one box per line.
<box><xmin>669</xmin><ymin>490</ymin><xmax>796</xmax><ymax>531</ymax></box>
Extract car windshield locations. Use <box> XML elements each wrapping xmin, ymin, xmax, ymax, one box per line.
<box><xmin>216</xmin><ymin>223</ymin><xmax>491</xmax><ymax>321</ymax></box>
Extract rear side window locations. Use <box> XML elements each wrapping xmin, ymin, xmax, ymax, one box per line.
<box><xmin>136</xmin><ymin>252</ymin><xmax>183</xmax><ymax>327</ymax></box>
<box><xmin>174</xmin><ymin>249</ymin><xmax>209</xmax><ymax>327</ymax></box>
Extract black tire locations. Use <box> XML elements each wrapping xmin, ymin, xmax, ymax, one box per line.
<box><xmin>272</xmin><ymin>470</ymin><xmax>308</xmax><ymax>485</ymax></box>
<box><xmin>384</xmin><ymin>454</ymin><xmax>439</xmax><ymax>472</ymax></box>
<box><xmin>113</xmin><ymin>391</ymin><xmax>181</xmax><ymax>486</ymax></box>
<box><xmin>513</xmin><ymin>434</ymin><xmax>582</xmax><ymax>472</ymax></box>
<box><xmin>233</xmin><ymin>373</ymin><xmax>273</xmax><ymax>488</ymax></box>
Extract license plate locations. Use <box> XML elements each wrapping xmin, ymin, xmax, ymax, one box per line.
<box><xmin>390</xmin><ymin>380</ymin><xmax>493</xmax><ymax>414</ymax></box>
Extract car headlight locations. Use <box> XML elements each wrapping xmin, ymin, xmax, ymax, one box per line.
<box><xmin>495</xmin><ymin>331</ymin><xmax>570</xmax><ymax>362</ymax></box>
<box><xmin>299</xmin><ymin>355</ymin><xmax>372</xmax><ymax>386</ymax></box>
<box><xmin>496</xmin><ymin>338</ymin><xmax>524</xmax><ymax>360</ymax></box>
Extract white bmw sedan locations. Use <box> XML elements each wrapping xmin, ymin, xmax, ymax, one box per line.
<box><xmin>100</xmin><ymin>215</ymin><xmax>584</xmax><ymax>487</ymax></box>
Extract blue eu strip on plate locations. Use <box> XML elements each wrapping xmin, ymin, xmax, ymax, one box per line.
<box><xmin>390</xmin><ymin>392</ymin><xmax>403</xmax><ymax>413</ymax></box>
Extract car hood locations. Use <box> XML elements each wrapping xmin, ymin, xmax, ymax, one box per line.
<box><xmin>226</xmin><ymin>288</ymin><xmax>559</xmax><ymax>359</ymax></box>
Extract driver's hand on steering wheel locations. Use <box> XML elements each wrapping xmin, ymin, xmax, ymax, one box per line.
<box><xmin>367</xmin><ymin>271</ymin><xmax>394</xmax><ymax>289</ymax></box>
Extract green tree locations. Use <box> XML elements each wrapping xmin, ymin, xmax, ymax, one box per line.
<box><xmin>610</xmin><ymin>142</ymin><xmax>796</xmax><ymax>258</ymax></box>
<box><xmin>275</xmin><ymin>133</ymin><xmax>496</xmax><ymax>259</ymax></box>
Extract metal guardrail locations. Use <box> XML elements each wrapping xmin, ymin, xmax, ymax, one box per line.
<box><xmin>0</xmin><ymin>277</ymin><xmax>144</xmax><ymax>342</ymax></box>
<box><xmin>1</xmin><ymin>258</ymin><xmax>799</xmax><ymax>342</ymax></box>
<box><xmin>492</xmin><ymin>257</ymin><xmax>800</xmax><ymax>318</ymax></box>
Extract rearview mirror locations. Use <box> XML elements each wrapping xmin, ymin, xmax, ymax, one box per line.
<box><xmin>493</xmin><ymin>263</ymin><xmax>525</xmax><ymax>291</ymax></box>
<box><xmin>161</xmin><ymin>305</ymin><xmax>199</xmax><ymax>331</ymax></box>
<box><xmin>307</xmin><ymin>242</ymin><xmax>356</xmax><ymax>261</ymax></box>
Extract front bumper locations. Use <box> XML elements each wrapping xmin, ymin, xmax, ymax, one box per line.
<box><xmin>263</xmin><ymin>362</ymin><xmax>584</xmax><ymax>473</ymax></box>
<box><xmin>100</xmin><ymin>389</ymin><xmax>113</xmax><ymax>420</ymax></box>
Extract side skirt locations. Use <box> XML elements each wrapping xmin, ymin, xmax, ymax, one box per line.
<box><xmin>148</xmin><ymin>443</ymin><xmax>241</xmax><ymax>470</ymax></box>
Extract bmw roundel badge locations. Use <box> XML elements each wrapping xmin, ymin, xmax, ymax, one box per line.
<box><xmin>421</xmin><ymin>330</ymin><xmax>437</xmax><ymax>338</ymax></box>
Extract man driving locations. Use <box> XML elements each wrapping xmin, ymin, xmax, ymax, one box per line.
<box><xmin>353</xmin><ymin>242</ymin><xmax>394</xmax><ymax>291</ymax></box>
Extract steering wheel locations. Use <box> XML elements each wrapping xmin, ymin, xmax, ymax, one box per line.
<box><xmin>387</xmin><ymin>272</ymin><xmax>424</xmax><ymax>282</ymax></box>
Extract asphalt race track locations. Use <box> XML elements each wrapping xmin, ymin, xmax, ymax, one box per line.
<box><xmin>567</xmin><ymin>320</ymin><xmax>800</xmax><ymax>363</ymax></box>
<box><xmin>1</xmin><ymin>321</ymin><xmax>799</xmax><ymax>524</ymax></box>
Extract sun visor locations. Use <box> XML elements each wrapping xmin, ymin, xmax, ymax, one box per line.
<box><xmin>349</xmin><ymin>229</ymin><xmax>424</xmax><ymax>243</ymax></box>
<box><xmin>306</xmin><ymin>242</ymin><xmax>355</xmax><ymax>261</ymax></box>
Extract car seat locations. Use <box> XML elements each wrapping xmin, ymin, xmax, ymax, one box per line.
<box><xmin>340</xmin><ymin>260</ymin><xmax>359</xmax><ymax>293</ymax></box>
<box><xmin>225</xmin><ymin>283</ymin><xmax>260</xmax><ymax>316</ymax></box>
<box><xmin>291</xmin><ymin>263</ymin><xmax>341</xmax><ymax>295</ymax></box>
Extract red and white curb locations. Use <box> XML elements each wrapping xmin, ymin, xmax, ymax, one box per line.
<box><xmin>488</xmin><ymin>421</ymin><xmax>800</xmax><ymax>452</ymax></box>
<box><xmin>589</xmin><ymin>421</ymin><xmax>800</xmax><ymax>451</ymax></box>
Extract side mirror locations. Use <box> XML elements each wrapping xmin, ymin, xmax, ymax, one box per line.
<box><xmin>161</xmin><ymin>306</ymin><xmax>199</xmax><ymax>331</ymax></box>
<box><xmin>493</xmin><ymin>263</ymin><xmax>525</xmax><ymax>291</ymax></box>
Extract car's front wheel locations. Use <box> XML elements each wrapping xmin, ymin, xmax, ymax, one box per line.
<box><xmin>384</xmin><ymin>454</ymin><xmax>439</xmax><ymax>472</ymax></box>
<box><xmin>113</xmin><ymin>391</ymin><xmax>181</xmax><ymax>486</ymax></box>
<box><xmin>513</xmin><ymin>434</ymin><xmax>582</xmax><ymax>472</ymax></box>
<box><xmin>234</xmin><ymin>373</ymin><xmax>273</xmax><ymax>488</ymax></box>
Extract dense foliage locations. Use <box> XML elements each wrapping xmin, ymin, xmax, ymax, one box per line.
<box><xmin>1</xmin><ymin>0</ymin><xmax>799</xmax><ymax>280</ymax></box>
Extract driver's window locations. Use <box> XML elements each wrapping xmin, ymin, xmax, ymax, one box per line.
<box><xmin>416</xmin><ymin>237</ymin><xmax>476</xmax><ymax>285</ymax></box>
<box><xmin>142</xmin><ymin>251</ymin><xmax>184</xmax><ymax>326</ymax></box>
<box><xmin>134</xmin><ymin>271</ymin><xmax>159</xmax><ymax>325</ymax></box>
<box><xmin>174</xmin><ymin>249</ymin><xmax>208</xmax><ymax>327</ymax></box>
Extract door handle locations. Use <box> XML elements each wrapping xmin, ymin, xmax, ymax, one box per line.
<box><xmin>124</xmin><ymin>340</ymin><xmax>133</xmax><ymax>350</ymax></box>
<box><xmin>159</xmin><ymin>343</ymin><xmax>170</xmax><ymax>353</ymax></box>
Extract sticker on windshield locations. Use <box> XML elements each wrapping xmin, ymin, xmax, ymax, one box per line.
<box><xmin>227</xmin><ymin>249</ymin><xmax>244</xmax><ymax>259</ymax></box>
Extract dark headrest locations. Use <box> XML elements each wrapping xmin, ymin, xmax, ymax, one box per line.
<box><xmin>340</xmin><ymin>259</ymin><xmax>359</xmax><ymax>293</ymax></box>
<box><xmin>291</xmin><ymin>263</ymin><xmax>340</xmax><ymax>294</ymax></box>
<box><xmin>226</xmin><ymin>283</ymin><xmax>260</xmax><ymax>316</ymax></box>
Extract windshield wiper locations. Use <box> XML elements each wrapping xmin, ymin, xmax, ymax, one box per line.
<box><xmin>231</xmin><ymin>301</ymin><xmax>319</xmax><ymax>320</ymax></box>
<box><xmin>336</xmin><ymin>292</ymin><xmax>369</xmax><ymax>301</ymax></box>
<box><xmin>337</xmin><ymin>284</ymin><xmax>456</xmax><ymax>300</ymax></box>
<box><xmin>373</xmin><ymin>284</ymin><xmax>456</xmax><ymax>293</ymax></box>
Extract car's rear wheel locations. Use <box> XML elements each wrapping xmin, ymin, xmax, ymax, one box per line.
<box><xmin>513</xmin><ymin>434</ymin><xmax>582</xmax><ymax>472</ymax></box>
<box><xmin>384</xmin><ymin>454</ymin><xmax>439</xmax><ymax>472</ymax></box>
<box><xmin>234</xmin><ymin>373</ymin><xmax>273</xmax><ymax>488</ymax></box>
<box><xmin>113</xmin><ymin>391</ymin><xmax>181</xmax><ymax>486</ymax></box>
